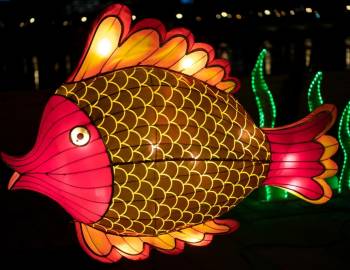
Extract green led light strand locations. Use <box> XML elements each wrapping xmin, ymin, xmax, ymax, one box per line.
<box><xmin>338</xmin><ymin>101</ymin><xmax>350</xmax><ymax>193</ymax></box>
<box><xmin>251</xmin><ymin>49</ymin><xmax>279</xmax><ymax>201</ymax></box>
<box><xmin>307</xmin><ymin>71</ymin><xmax>340</xmax><ymax>192</ymax></box>
<box><xmin>251</xmin><ymin>49</ymin><xmax>277</xmax><ymax>128</ymax></box>
<box><xmin>307</xmin><ymin>71</ymin><xmax>324</xmax><ymax>112</ymax></box>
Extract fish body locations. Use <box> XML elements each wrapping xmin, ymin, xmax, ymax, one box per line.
<box><xmin>56</xmin><ymin>66</ymin><xmax>270</xmax><ymax>236</ymax></box>
<box><xmin>1</xmin><ymin>4</ymin><xmax>338</xmax><ymax>263</ymax></box>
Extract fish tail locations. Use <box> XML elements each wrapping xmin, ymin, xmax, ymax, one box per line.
<box><xmin>262</xmin><ymin>104</ymin><xmax>338</xmax><ymax>204</ymax></box>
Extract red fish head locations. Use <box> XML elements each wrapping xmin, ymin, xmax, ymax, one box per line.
<box><xmin>1</xmin><ymin>95</ymin><xmax>113</xmax><ymax>224</ymax></box>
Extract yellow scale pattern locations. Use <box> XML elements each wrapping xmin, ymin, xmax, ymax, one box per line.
<box><xmin>56</xmin><ymin>67</ymin><xmax>271</xmax><ymax>236</ymax></box>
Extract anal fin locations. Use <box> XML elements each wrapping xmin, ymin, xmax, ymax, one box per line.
<box><xmin>75</xmin><ymin>219</ymin><xmax>239</xmax><ymax>263</ymax></box>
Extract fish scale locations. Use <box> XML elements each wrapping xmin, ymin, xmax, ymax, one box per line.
<box><xmin>56</xmin><ymin>66</ymin><xmax>271</xmax><ymax>236</ymax></box>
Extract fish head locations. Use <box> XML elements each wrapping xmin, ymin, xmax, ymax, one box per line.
<box><xmin>1</xmin><ymin>95</ymin><xmax>113</xmax><ymax>224</ymax></box>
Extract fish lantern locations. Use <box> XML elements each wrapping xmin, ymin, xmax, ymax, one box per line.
<box><xmin>1</xmin><ymin>4</ymin><xmax>339</xmax><ymax>263</ymax></box>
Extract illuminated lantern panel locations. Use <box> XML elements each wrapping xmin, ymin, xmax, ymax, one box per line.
<box><xmin>251</xmin><ymin>49</ymin><xmax>288</xmax><ymax>201</ymax></box>
<box><xmin>306</xmin><ymin>71</ymin><xmax>350</xmax><ymax>192</ymax></box>
<box><xmin>1</xmin><ymin>3</ymin><xmax>339</xmax><ymax>264</ymax></box>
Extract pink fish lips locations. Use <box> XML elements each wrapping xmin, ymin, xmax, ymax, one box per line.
<box><xmin>7</xmin><ymin>171</ymin><xmax>20</xmax><ymax>190</ymax></box>
<box><xmin>1</xmin><ymin>95</ymin><xmax>113</xmax><ymax>224</ymax></box>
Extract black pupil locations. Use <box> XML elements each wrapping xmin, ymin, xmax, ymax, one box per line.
<box><xmin>77</xmin><ymin>133</ymin><xmax>84</xmax><ymax>140</ymax></box>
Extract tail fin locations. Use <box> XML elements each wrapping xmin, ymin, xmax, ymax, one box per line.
<box><xmin>262</xmin><ymin>104</ymin><xmax>338</xmax><ymax>204</ymax></box>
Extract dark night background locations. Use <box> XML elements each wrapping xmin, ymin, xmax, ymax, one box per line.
<box><xmin>0</xmin><ymin>0</ymin><xmax>350</xmax><ymax>269</ymax></box>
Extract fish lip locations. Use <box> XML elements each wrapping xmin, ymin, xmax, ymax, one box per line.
<box><xmin>8</xmin><ymin>171</ymin><xmax>21</xmax><ymax>190</ymax></box>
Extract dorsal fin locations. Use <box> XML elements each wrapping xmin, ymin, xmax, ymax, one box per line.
<box><xmin>67</xmin><ymin>4</ymin><xmax>240</xmax><ymax>93</ymax></box>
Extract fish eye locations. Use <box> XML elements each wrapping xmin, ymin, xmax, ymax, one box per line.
<box><xmin>70</xmin><ymin>126</ymin><xmax>90</xmax><ymax>146</ymax></box>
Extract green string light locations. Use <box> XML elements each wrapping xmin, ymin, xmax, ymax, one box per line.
<box><xmin>251</xmin><ymin>49</ymin><xmax>280</xmax><ymax>201</ymax></box>
<box><xmin>251</xmin><ymin>49</ymin><xmax>277</xmax><ymax>128</ymax></box>
<box><xmin>307</xmin><ymin>71</ymin><xmax>324</xmax><ymax>111</ymax></box>
<box><xmin>307</xmin><ymin>71</ymin><xmax>341</xmax><ymax>192</ymax></box>
<box><xmin>338</xmin><ymin>101</ymin><xmax>350</xmax><ymax>192</ymax></box>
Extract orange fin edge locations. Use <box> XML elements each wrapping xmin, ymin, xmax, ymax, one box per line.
<box><xmin>66</xmin><ymin>3</ymin><xmax>240</xmax><ymax>93</ymax></box>
<box><xmin>75</xmin><ymin>218</ymin><xmax>239</xmax><ymax>263</ymax></box>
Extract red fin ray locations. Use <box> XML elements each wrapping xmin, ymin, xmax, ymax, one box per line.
<box><xmin>263</xmin><ymin>104</ymin><xmax>338</xmax><ymax>204</ymax></box>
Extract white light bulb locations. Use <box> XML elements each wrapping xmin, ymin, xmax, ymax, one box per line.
<box><xmin>176</xmin><ymin>13</ymin><xmax>183</xmax><ymax>19</ymax></box>
<box><xmin>221</xmin><ymin>11</ymin><xmax>228</xmax><ymax>17</ymax></box>
<box><xmin>305</xmin><ymin>7</ymin><xmax>313</xmax><ymax>13</ymax></box>
<box><xmin>264</xmin><ymin>10</ymin><xmax>271</xmax><ymax>16</ymax></box>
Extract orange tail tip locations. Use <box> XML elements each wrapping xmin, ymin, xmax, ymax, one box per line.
<box><xmin>262</xmin><ymin>104</ymin><xmax>338</xmax><ymax>204</ymax></box>
<box><xmin>75</xmin><ymin>219</ymin><xmax>239</xmax><ymax>263</ymax></box>
<box><xmin>66</xmin><ymin>4</ymin><xmax>240</xmax><ymax>93</ymax></box>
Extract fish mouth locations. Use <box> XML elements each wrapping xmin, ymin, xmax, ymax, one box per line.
<box><xmin>8</xmin><ymin>171</ymin><xmax>21</xmax><ymax>190</ymax></box>
<box><xmin>0</xmin><ymin>95</ymin><xmax>113</xmax><ymax>224</ymax></box>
